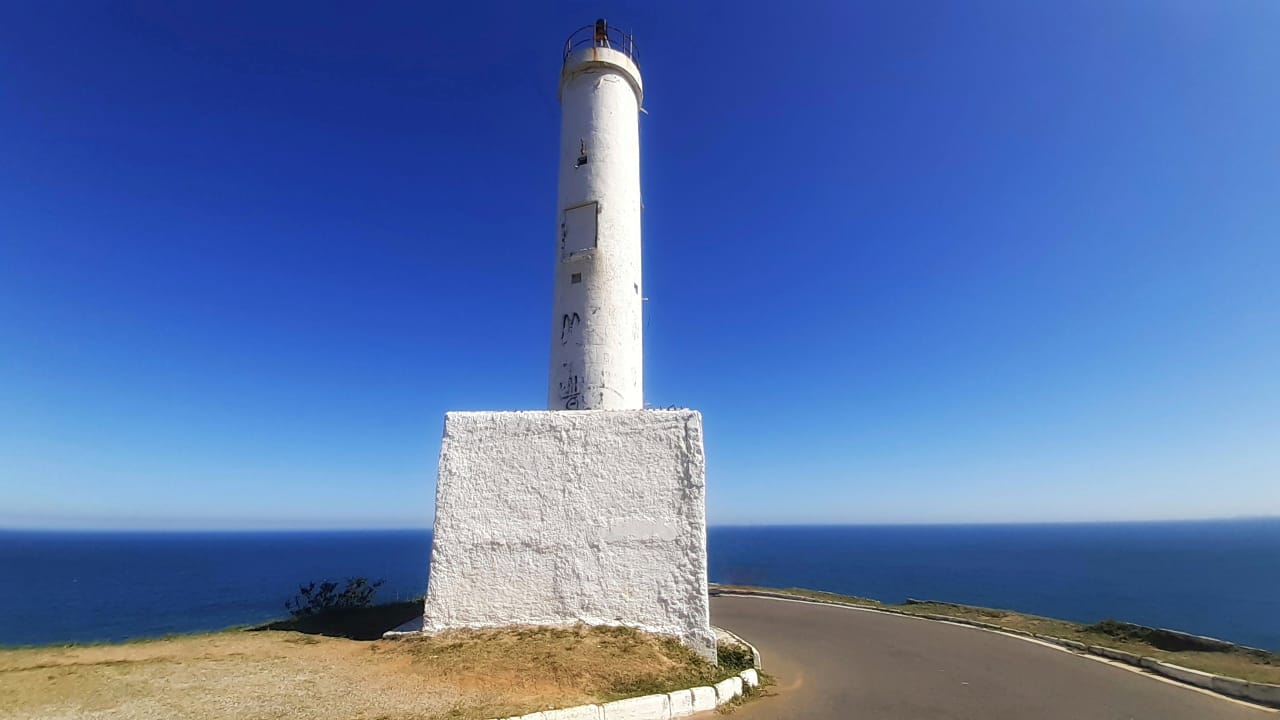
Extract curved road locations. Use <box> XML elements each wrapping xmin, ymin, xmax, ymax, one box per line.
<box><xmin>711</xmin><ymin>595</ymin><xmax>1273</xmax><ymax>720</ymax></box>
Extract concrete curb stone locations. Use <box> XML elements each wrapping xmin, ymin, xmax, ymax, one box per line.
<box><xmin>1245</xmin><ymin>682</ymin><xmax>1280</xmax><ymax>706</ymax></box>
<box><xmin>1212</xmin><ymin>676</ymin><xmax>1250</xmax><ymax>697</ymax></box>
<box><xmin>1051</xmin><ymin>637</ymin><xmax>1088</xmax><ymax>651</ymax></box>
<box><xmin>740</xmin><ymin>668</ymin><xmax>760</xmax><ymax>688</ymax></box>
<box><xmin>1089</xmin><ymin>646</ymin><xmax>1143</xmax><ymax>664</ymax></box>
<box><xmin>602</xmin><ymin>693</ymin><xmax>669</xmax><ymax>720</ymax></box>
<box><xmin>666</xmin><ymin>690</ymin><xmax>693</xmax><ymax>718</ymax></box>
<box><xmin>1150</xmin><ymin>662</ymin><xmax>1217</xmax><ymax>691</ymax></box>
<box><xmin>714</xmin><ymin>676</ymin><xmax>744</xmax><ymax>706</ymax></box>
<box><xmin>689</xmin><ymin>686</ymin><xmax>717</xmax><ymax>713</ymax></box>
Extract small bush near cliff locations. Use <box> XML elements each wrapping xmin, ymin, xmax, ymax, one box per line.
<box><xmin>286</xmin><ymin>577</ymin><xmax>384</xmax><ymax>618</ymax></box>
<box><xmin>716</xmin><ymin>642</ymin><xmax>755</xmax><ymax>673</ymax></box>
<box><xmin>257</xmin><ymin>598</ymin><xmax>421</xmax><ymax>640</ymax></box>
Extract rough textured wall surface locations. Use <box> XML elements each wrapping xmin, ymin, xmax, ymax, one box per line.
<box><xmin>423</xmin><ymin>409</ymin><xmax>716</xmax><ymax>659</ymax></box>
<box><xmin>548</xmin><ymin>47</ymin><xmax>644</xmax><ymax>410</ymax></box>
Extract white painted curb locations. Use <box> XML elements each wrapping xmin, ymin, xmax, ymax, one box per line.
<box><xmin>603</xmin><ymin>693</ymin><xmax>668</xmax><ymax>720</ymax></box>
<box><xmin>689</xmin><ymin>686</ymin><xmax>717</xmax><ymax>714</ymax></box>
<box><xmin>491</xmin><ymin>669</ymin><xmax>760</xmax><ymax>720</ymax></box>
<box><xmin>667</xmin><ymin>689</ymin><xmax>694</xmax><ymax>718</ymax></box>
<box><xmin>713</xmin><ymin>676</ymin><xmax>743</xmax><ymax>706</ymax></box>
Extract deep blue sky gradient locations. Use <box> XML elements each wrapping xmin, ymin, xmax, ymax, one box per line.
<box><xmin>2</xmin><ymin>2</ymin><xmax>1277</xmax><ymax>528</ymax></box>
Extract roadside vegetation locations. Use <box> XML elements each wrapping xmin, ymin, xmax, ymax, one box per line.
<box><xmin>253</xmin><ymin>576</ymin><xmax>419</xmax><ymax>641</ymax></box>
<box><xmin>0</xmin><ymin>597</ymin><xmax>757</xmax><ymax>720</ymax></box>
<box><xmin>716</xmin><ymin>671</ymin><xmax>774</xmax><ymax>715</ymax></box>
<box><xmin>714</xmin><ymin>584</ymin><xmax>1280</xmax><ymax>684</ymax></box>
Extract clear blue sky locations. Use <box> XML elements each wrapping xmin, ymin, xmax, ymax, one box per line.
<box><xmin>2</xmin><ymin>2</ymin><xmax>1277</xmax><ymax>530</ymax></box>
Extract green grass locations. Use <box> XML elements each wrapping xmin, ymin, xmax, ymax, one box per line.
<box><xmin>530</xmin><ymin>625</ymin><xmax>756</xmax><ymax>702</ymax></box>
<box><xmin>715</xmin><ymin>642</ymin><xmax>756</xmax><ymax>673</ymax></box>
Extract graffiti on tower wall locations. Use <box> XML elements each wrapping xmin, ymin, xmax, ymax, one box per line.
<box><xmin>560</xmin><ymin>312</ymin><xmax>581</xmax><ymax>346</ymax></box>
<box><xmin>558</xmin><ymin>361</ymin><xmax>584</xmax><ymax>410</ymax></box>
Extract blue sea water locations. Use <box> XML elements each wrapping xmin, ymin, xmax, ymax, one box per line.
<box><xmin>1</xmin><ymin>520</ymin><xmax>1277</xmax><ymax>650</ymax></box>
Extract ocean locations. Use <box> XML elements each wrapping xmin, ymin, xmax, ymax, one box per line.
<box><xmin>2</xmin><ymin>520</ymin><xmax>1277</xmax><ymax>650</ymax></box>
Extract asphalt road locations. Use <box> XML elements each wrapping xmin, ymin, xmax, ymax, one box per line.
<box><xmin>710</xmin><ymin>595</ymin><xmax>1274</xmax><ymax>720</ymax></box>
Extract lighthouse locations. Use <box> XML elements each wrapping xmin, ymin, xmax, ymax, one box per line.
<box><xmin>549</xmin><ymin>19</ymin><xmax>644</xmax><ymax>411</ymax></box>
<box><xmin>419</xmin><ymin>22</ymin><xmax>716</xmax><ymax>661</ymax></box>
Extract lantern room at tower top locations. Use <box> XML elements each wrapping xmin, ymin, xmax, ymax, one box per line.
<box><xmin>562</xmin><ymin>20</ymin><xmax>640</xmax><ymax>66</ymax></box>
<box><xmin>559</xmin><ymin>20</ymin><xmax>642</xmax><ymax>105</ymax></box>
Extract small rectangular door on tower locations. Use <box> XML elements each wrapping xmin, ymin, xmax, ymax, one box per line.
<box><xmin>561</xmin><ymin>202</ymin><xmax>598</xmax><ymax>259</ymax></box>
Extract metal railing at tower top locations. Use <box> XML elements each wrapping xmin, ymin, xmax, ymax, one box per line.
<box><xmin>563</xmin><ymin>22</ymin><xmax>638</xmax><ymax>65</ymax></box>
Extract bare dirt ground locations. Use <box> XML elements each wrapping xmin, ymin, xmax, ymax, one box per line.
<box><xmin>0</xmin><ymin>625</ymin><xmax>740</xmax><ymax>720</ymax></box>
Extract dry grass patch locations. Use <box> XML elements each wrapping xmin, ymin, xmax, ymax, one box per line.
<box><xmin>0</xmin><ymin>624</ymin><xmax>745</xmax><ymax>720</ymax></box>
<box><xmin>402</xmin><ymin>625</ymin><xmax>742</xmax><ymax>709</ymax></box>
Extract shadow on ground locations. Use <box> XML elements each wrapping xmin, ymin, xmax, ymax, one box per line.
<box><xmin>252</xmin><ymin>600</ymin><xmax>423</xmax><ymax>640</ymax></box>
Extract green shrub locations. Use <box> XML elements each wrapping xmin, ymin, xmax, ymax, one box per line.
<box><xmin>716</xmin><ymin>643</ymin><xmax>755</xmax><ymax>673</ymax></box>
<box><xmin>285</xmin><ymin>577</ymin><xmax>384</xmax><ymax>618</ymax></box>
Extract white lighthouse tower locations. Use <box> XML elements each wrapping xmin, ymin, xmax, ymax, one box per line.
<box><xmin>549</xmin><ymin>19</ymin><xmax>644</xmax><ymax>411</ymax></box>
<box><xmin>419</xmin><ymin>22</ymin><xmax>716</xmax><ymax>661</ymax></box>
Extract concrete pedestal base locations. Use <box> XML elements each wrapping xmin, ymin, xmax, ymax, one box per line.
<box><xmin>423</xmin><ymin>409</ymin><xmax>716</xmax><ymax>660</ymax></box>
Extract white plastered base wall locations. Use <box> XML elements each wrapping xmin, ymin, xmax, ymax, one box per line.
<box><xmin>423</xmin><ymin>409</ymin><xmax>716</xmax><ymax>660</ymax></box>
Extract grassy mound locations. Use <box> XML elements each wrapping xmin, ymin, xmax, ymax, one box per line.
<box><xmin>0</xmin><ymin>610</ymin><xmax>753</xmax><ymax>720</ymax></box>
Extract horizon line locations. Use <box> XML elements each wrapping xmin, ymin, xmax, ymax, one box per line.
<box><xmin>2</xmin><ymin>515</ymin><xmax>1277</xmax><ymax>533</ymax></box>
